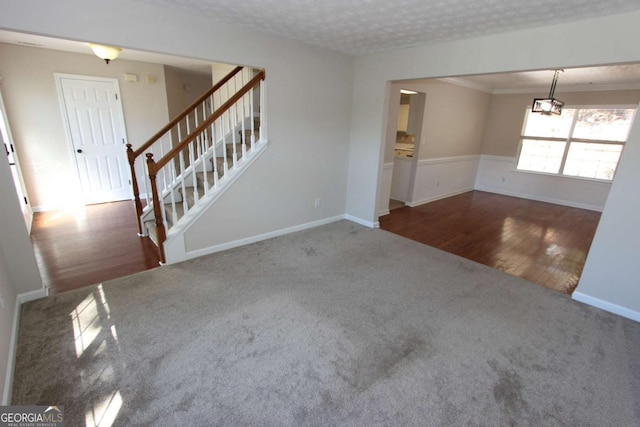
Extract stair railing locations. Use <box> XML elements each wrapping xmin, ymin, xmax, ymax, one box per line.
<box><xmin>126</xmin><ymin>65</ymin><xmax>244</xmax><ymax>235</ymax></box>
<box><xmin>142</xmin><ymin>69</ymin><xmax>265</xmax><ymax>263</ymax></box>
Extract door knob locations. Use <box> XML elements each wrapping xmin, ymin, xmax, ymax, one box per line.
<box><xmin>77</xmin><ymin>149</ymin><xmax>83</xmax><ymax>153</ymax></box>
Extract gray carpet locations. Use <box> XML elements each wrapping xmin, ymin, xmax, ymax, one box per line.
<box><xmin>13</xmin><ymin>221</ymin><xmax>640</xmax><ymax>426</ymax></box>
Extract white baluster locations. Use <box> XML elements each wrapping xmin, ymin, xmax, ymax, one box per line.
<box><xmin>177</xmin><ymin>121</ymin><xmax>182</xmax><ymax>150</ymax></box>
<box><xmin>226</xmin><ymin>80</ymin><xmax>232</xmax><ymax>143</ymax></box>
<box><xmin>159</xmin><ymin>173</ymin><xmax>168</xmax><ymax>231</ymax></box>
<box><xmin>231</xmin><ymin>102</ymin><xmax>238</xmax><ymax>166</ymax></box>
<box><xmin>169</xmin><ymin>158</ymin><xmax>178</xmax><ymax>224</ymax></box>
<box><xmin>210</xmin><ymin>118</ymin><xmax>218</xmax><ymax>188</ymax></box>
<box><xmin>260</xmin><ymin>78</ymin><xmax>266</xmax><ymax>142</ymax></box>
<box><xmin>194</xmin><ymin>105</ymin><xmax>201</xmax><ymax>160</ymax></box>
<box><xmin>202</xmin><ymin>101</ymin><xmax>208</xmax><ymax>154</ymax></box>
<box><xmin>241</xmin><ymin>84</ymin><xmax>247</xmax><ymax>158</ymax></box>
<box><xmin>250</xmin><ymin>86</ymin><xmax>256</xmax><ymax>146</ymax></box>
<box><xmin>178</xmin><ymin>141</ymin><xmax>188</xmax><ymax>216</ymax></box>
<box><xmin>142</xmin><ymin>156</ymin><xmax>150</xmax><ymax>207</ymax></box>
<box><xmin>160</xmin><ymin>161</ymin><xmax>170</xmax><ymax>216</ymax></box>
<box><xmin>221</xmin><ymin>111</ymin><xmax>228</xmax><ymax>176</ymax></box>
<box><xmin>201</xmin><ymin>129</ymin><xmax>209</xmax><ymax>197</ymax></box>
<box><xmin>189</xmin><ymin>138</ymin><xmax>197</xmax><ymax>207</ymax></box>
<box><xmin>176</xmin><ymin>119</ymin><xmax>187</xmax><ymax>211</ymax></box>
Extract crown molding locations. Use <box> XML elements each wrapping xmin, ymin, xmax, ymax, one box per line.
<box><xmin>437</xmin><ymin>77</ymin><xmax>493</xmax><ymax>93</ymax></box>
<box><xmin>493</xmin><ymin>82</ymin><xmax>640</xmax><ymax>94</ymax></box>
<box><xmin>440</xmin><ymin>76</ymin><xmax>640</xmax><ymax>94</ymax></box>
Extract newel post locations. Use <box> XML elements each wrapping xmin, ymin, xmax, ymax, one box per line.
<box><xmin>146</xmin><ymin>153</ymin><xmax>167</xmax><ymax>264</ymax></box>
<box><xmin>127</xmin><ymin>144</ymin><xmax>144</xmax><ymax>235</ymax></box>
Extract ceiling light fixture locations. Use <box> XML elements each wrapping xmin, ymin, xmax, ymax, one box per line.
<box><xmin>87</xmin><ymin>43</ymin><xmax>122</xmax><ymax>64</ymax></box>
<box><xmin>532</xmin><ymin>69</ymin><xmax>564</xmax><ymax>115</ymax></box>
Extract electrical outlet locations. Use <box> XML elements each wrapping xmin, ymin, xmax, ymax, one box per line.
<box><xmin>0</xmin><ymin>293</ymin><xmax>5</xmax><ymax>310</ymax></box>
<box><xmin>314</xmin><ymin>197</ymin><xmax>321</xmax><ymax>208</ymax></box>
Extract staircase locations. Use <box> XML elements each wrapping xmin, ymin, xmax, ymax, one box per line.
<box><xmin>145</xmin><ymin>136</ymin><xmax>258</xmax><ymax>241</ymax></box>
<box><xmin>127</xmin><ymin>67</ymin><xmax>267</xmax><ymax>264</ymax></box>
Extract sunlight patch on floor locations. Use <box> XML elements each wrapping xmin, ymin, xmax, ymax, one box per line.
<box><xmin>85</xmin><ymin>390</ymin><xmax>123</xmax><ymax>427</ymax></box>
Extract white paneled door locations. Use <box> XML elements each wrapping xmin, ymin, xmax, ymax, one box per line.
<box><xmin>57</xmin><ymin>75</ymin><xmax>131</xmax><ymax>204</ymax></box>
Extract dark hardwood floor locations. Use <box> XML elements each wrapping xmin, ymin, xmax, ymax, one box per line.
<box><xmin>379</xmin><ymin>191</ymin><xmax>601</xmax><ymax>295</ymax></box>
<box><xmin>31</xmin><ymin>192</ymin><xmax>599</xmax><ymax>295</ymax></box>
<box><xmin>31</xmin><ymin>201</ymin><xmax>160</xmax><ymax>294</ymax></box>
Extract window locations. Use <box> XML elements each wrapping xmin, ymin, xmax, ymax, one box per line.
<box><xmin>516</xmin><ymin>107</ymin><xmax>636</xmax><ymax>181</ymax></box>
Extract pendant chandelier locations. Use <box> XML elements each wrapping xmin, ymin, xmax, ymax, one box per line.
<box><xmin>532</xmin><ymin>69</ymin><xmax>564</xmax><ymax>115</ymax></box>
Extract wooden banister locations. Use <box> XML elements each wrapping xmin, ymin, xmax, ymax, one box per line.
<box><xmin>132</xmin><ymin>66</ymin><xmax>244</xmax><ymax>158</ymax></box>
<box><xmin>140</xmin><ymin>68</ymin><xmax>265</xmax><ymax>264</ymax></box>
<box><xmin>154</xmin><ymin>70</ymin><xmax>265</xmax><ymax>171</ymax></box>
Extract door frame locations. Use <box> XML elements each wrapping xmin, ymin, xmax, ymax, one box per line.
<box><xmin>54</xmin><ymin>73</ymin><xmax>131</xmax><ymax>204</ymax></box>
<box><xmin>383</xmin><ymin>85</ymin><xmax>426</xmax><ymax>210</ymax></box>
<box><xmin>0</xmin><ymin>88</ymin><xmax>33</xmax><ymax>230</ymax></box>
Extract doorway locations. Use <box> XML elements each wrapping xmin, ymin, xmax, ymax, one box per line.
<box><xmin>0</xmin><ymin>88</ymin><xmax>32</xmax><ymax>229</ymax></box>
<box><xmin>389</xmin><ymin>89</ymin><xmax>425</xmax><ymax>210</ymax></box>
<box><xmin>56</xmin><ymin>74</ymin><xmax>132</xmax><ymax>205</ymax></box>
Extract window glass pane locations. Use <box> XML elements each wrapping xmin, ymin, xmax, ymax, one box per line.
<box><xmin>563</xmin><ymin>142</ymin><xmax>623</xmax><ymax>180</ymax></box>
<box><xmin>516</xmin><ymin>139</ymin><xmax>566</xmax><ymax>173</ymax></box>
<box><xmin>572</xmin><ymin>108</ymin><xmax>636</xmax><ymax>141</ymax></box>
<box><xmin>523</xmin><ymin>109</ymin><xmax>575</xmax><ymax>138</ymax></box>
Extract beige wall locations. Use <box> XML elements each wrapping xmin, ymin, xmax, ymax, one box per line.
<box><xmin>164</xmin><ymin>65</ymin><xmax>184</xmax><ymax>122</ymax></box>
<box><xmin>0</xmin><ymin>43</ymin><xmax>171</xmax><ymax>210</ymax></box>
<box><xmin>211</xmin><ymin>63</ymin><xmax>237</xmax><ymax>85</ymax></box>
<box><xmin>395</xmin><ymin>80</ymin><xmax>492</xmax><ymax>160</ymax></box>
<box><xmin>0</xmin><ymin>145</ymin><xmax>42</xmax><ymax>403</ymax></box>
<box><xmin>482</xmin><ymin>89</ymin><xmax>640</xmax><ymax>157</ymax></box>
<box><xmin>384</xmin><ymin>80</ymin><xmax>491</xmax><ymax>163</ymax></box>
<box><xmin>397</xmin><ymin>104</ymin><xmax>409</xmax><ymax>131</ymax></box>
<box><xmin>0</xmin><ymin>247</ymin><xmax>17</xmax><ymax>404</ymax></box>
<box><xmin>164</xmin><ymin>65</ymin><xmax>212</xmax><ymax>120</ymax></box>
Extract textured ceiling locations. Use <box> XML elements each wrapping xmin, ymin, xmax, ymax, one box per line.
<box><xmin>135</xmin><ymin>0</ymin><xmax>640</xmax><ymax>55</ymax></box>
<box><xmin>3</xmin><ymin>30</ymin><xmax>640</xmax><ymax>92</ymax></box>
<box><xmin>0</xmin><ymin>29</ymin><xmax>217</xmax><ymax>75</ymax></box>
<box><xmin>3</xmin><ymin>1</ymin><xmax>640</xmax><ymax>91</ymax></box>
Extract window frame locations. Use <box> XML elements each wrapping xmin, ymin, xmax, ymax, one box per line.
<box><xmin>515</xmin><ymin>104</ymin><xmax>637</xmax><ymax>182</ymax></box>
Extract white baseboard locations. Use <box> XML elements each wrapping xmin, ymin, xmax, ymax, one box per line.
<box><xmin>344</xmin><ymin>214</ymin><xmax>379</xmax><ymax>228</ymax></box>
<box><xmin>408</xmin><ymin>187</ymin><xmax>474</xmax><ymax>207</ymax></box>
<box><xmin>572</xmin><ymin>292</ymin><xmax>640</xmax><ymax>322</ymax></box>
<box><xmin>2</xmin><ymin>299</ymin><xmax>20</xmax><ymax>405</ymax></box>
<box><xmin>185</xmin><ymin>215</ymin><xmax>345</xmax><ymax>260</ymax></box>
<box><xmin>18</xmin><ymin>288</ymin><xmax>48</xmax><ymax>304</ymax></box>
<box><xmin>378</xmin><ymin>209</ymin><xmax>390</xmax><ymax>217</ymax></box>
<box><xmin>475</xmin><ymin>186</ymin><xmax>604</xmax><ymax>212</ymax></box>
<box><xmin>163</xmin><ymin>141</ymin><xmax>270</xmax><ymax>264</ymax></box>
<box><xmin>31</xmin><ymin>204</ymin><xmax>59</xmax><ymax>213</ymax></box>
<box><xmin>3</xmin><ymin>287</ymin><xmax>47</xmax><ymax>405</ymax></box>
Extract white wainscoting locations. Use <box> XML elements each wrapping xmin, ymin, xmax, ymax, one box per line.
<box><xmin>475</xmin><ymin>155</ymin><xmax>611</xmax><ymax>211</ymax></box>
<box><xmin>390</xmin><ymin>157</ymin><xmax>413</xmax><ymax>203</ymax></box>
<box><xmin>378</xmin><ymin>162</ymin><xmax>394</xmax><ymax>216</ymax></box>
<box><xmin>408</xmin><ymin>155</ymin><xmax>480</xmax><ymax>207</ymax></box>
